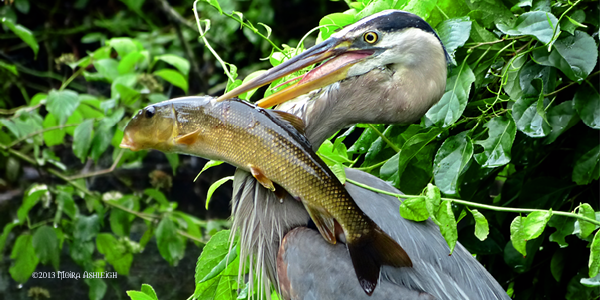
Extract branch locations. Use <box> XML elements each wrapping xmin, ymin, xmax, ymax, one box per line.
<box><xmin>346</xmin><ymin>178</ymin><xmax>600</xmax><ymax>227</ymax></box>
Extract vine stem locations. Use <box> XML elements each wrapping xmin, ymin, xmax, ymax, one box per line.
<box><xmin>544</xmin><ymin>70</ymin><xmax>600</xmax><ymax>97</ymax></box>
<box><xmin>346</xmin><ymin>178</ymin><xmax>600</xmax><ymax>227</ymax></box>
<box><xmin>193</xmin><ymin>0</ymin><xmax>234</xmax><ymax>82</ymax></box>
<box><xmin>367</xmin><ymin>124</ymin><xmax>400</xmax><ymax>152</ymax></box>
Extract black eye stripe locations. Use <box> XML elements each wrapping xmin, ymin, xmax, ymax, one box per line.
<box><xmin>145</xmin><ymin>106</ymin><xmax>155</xmax><ymax>118</ymax></box>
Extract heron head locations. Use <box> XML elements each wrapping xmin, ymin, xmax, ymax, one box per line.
<box><xmin>217</xmin><ymin>10</ymin><xmax>449</xmax><ymax>109</ymax></box>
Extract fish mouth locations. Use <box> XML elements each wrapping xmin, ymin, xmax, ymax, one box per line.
<box><xmin>119</xmin><ymin>132</ymin><xmax>139</xmax><ymax>151</ymax></box>
<box><xmin>215</xmin><ymin>36</ymin><xmax>376</xmax><ymax>107</ymax></box>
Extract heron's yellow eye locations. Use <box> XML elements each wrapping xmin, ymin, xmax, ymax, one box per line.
<box><xmin>363</xmin><ymin>31</ymin><xmax>378</xmax><ymax>44</ymax></box>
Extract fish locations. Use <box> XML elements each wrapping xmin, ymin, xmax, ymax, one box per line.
<box><xmin>120</xmin><ymin>96</ymin><xmax>413</xmax><ymax>295</ymax></box>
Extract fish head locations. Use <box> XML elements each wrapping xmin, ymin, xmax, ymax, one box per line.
<box><xmin>120</xmin><ymin>102</ymin><xmax>178</xmax><ymax>152</ymax></box>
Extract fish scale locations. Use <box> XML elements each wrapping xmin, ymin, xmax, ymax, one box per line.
<box><xmin>120</xmin><ymin>96</ymin><xmax>412</xmax><ymax>295</ymax></box>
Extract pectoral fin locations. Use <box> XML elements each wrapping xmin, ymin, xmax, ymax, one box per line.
<box><xmin>304</xmin><ymin>204</ymin><xmax>337</xmax><ymax>244</ymax></box>
<box><xmin>250</xmin><ymin>165</ymin><xmax>275</xmax><ymax>191</ymax></box>
<box><xmin>174</xmin><ymin>128</ymin><xmax>201</xmax><ymax>145</ymax></box>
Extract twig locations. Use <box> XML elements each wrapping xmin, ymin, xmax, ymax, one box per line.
<box><xmin>0</xmin><ymin>103</ymin><xmax>42</xmax><ymax>115</ymax></box>
<box><xmin>7</xmin><ymin>124</ymin><xmax>78</xmax><ymax>147</ymax></box>
<box><xmin>544</xmin><ymin>70</ymin><xmax>600</xmax><ymax>97</ymax></box>
<box><xmin>346</xmin><ymin>178</ymin><xmax>600</xmax><ymax>227</ymax></box>
<box><xmin>67</xmin><ymin>149</ymin><xmax>124</xmax><ymax>180</ymax></box>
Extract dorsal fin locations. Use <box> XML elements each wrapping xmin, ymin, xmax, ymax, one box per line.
<box><xmin>270</xmin><ymin>110</ymin><xmax>306</xmax><ymax>135</ymax></box>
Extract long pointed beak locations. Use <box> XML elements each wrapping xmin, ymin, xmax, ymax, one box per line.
<box><xmin>216</xmin><ymin>37</ymin><xmax>374</xmax><ymax>108</ymax></box>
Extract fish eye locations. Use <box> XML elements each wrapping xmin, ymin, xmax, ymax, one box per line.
<box><xmin>145</xmin><ymin>106</ymin><xmax>155</xmax><ymax>119</ymax></box>
<box><xmin>363</xmin><ymin>31</ymin><xmax>378</xmax><ymax>44</ymax></box>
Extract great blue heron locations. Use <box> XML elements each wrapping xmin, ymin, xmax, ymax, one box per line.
<box><xmin>219</xmin><ymin>10</ymin><xmax>510</xmax><ymax>300</ymax></box>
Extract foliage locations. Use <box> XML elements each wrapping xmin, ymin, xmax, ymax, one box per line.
<box><xmin>0</xmin><ymin>0</ymin><xmax>598</xmax><ymax>300</ymax></box>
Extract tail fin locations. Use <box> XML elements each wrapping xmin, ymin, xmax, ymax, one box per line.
<box><xmin>347</xmin><ymin>228</ymin><xmax>412</xmax><ymax>295</ymax></box>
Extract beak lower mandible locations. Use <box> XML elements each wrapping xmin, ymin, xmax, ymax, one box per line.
<box><xmin>215</xmin><ymin>37</ymin><xmax>350</xmax><ymax>107</ymax></box>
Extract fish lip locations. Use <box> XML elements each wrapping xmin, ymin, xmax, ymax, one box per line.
<box><xmin>119</xmin><ymin>133</ymin><xmax>139</xmax><ymax>151</ymax></box>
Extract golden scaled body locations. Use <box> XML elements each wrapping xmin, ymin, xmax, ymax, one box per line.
<box><xmin>121</xmin><ymin>96</ymin><xmax>412</xmax><ymax>294</ymax></box>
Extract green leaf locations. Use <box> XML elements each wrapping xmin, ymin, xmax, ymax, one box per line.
<box><xmin>17</xmin><ymin>184</ymin><xmax>47</xmax><ymax>224</ymax></box>
<box><xmin>435</xmin><ymin>200</ymin><xmax>457</xmax><ymax>254</ymax></box>
<box><xmin>399</xmin><ymin>196</ymin><xmax>429</xmax><ymax>222</ymax></box>
<box><xmin>0</xmin><ymin>59</ymin><xmax>18</xmax><ymax>75</ymax></box>
<box><xmin>57</xmin><ymin>190</ymin><xmax>78</xmax><ymax>220</ymax></box>
<box><xmin>544</xmin><ymin>100</ymin><xmax>580</xmax><ymax>144</ymax></box>
<box><xmin>0</xmin><ymin>223</ymin><xmax>18</xmax><ymax>253</ymax></box>
<box><xmin>519</xmin><ymin>60</ymin><xmax>556</xmax><ymax>97</ymax></box>
<box><xmin>204</xmin><ymin>0</ymin><xmax>223</xmax><ymax>14</ymax></box>
<box><xmin>503</xmin><ymin>55</ymin><xmax>527</xmax><ymax>101</ymax></box>
<box><xmin>154</xmin><ymin>69</ymin><xmax>188</xmax><ymax>93</ymax></box>
<box><xmin>72</xmin><ymin>119</ymin><xmax>94</xmax><ymax>163</ymax></box>
<box><xmin>165</xmin><ymin>153</ymin><xmax>179</xmax><ymax>175</ymax></box>
<box><xmin>424</xmin><ymin>183</ymin><xmax>441</xmax><ymax>217</ymax></box>
<box><xmin>141</xmin><ymin>284</ymin><xmax>159</xmax><ymax>300</ymax></box>
<box><xmin>73</xmin><ymin>214</ymin><xmax>101</xmax><ymax>242</ymax></box>
<box><xmin>551</xmin><ymin>250</ymin><xmax>565</xmax><ymax>282</ymax></box>
<box><xmin>118</xmin><ymin>51</ymin><xmax>144</xmax><ymax>74</ymax></box>
<box><xmin>108</xmin><ymin>37</ymin><xmax>139</xmax><ymax>57</ymax></box>
<box><xmin>471</xmin><ymin>209</ymin><xmax>489</xmax><ymax>241</ymax></box>
<box><xmin>206</xmin><ymin>176</ymin><xmax>234</xmax><ymax>210</ymax></box>
<box><xmin>198</xmin><ymin>245</ymin><xmax>238</xmax><ymax>284</ymax></box>
<box><xmin>156</xmin><ymin>217</ymin><xmax>186</xmax><ymax>266</ymax></box>
<box><xmin>109</xmin><ymin>196</ymin><xmax>136</xmax><ymax>237</ymax></box>
<box><xmin>513</xmin><ymin>96</ymin><xmax>551</xmax><ymax>137</ymax></box>
<box><xmin>1</xmin><ymin>18</ymin><xmax>39</xmax><ymax>58</ymax></box>
<box><xmin>355</xmin><ymin>1</ymin><xmax>392</xmax><ymax>22</ymax></box>
<box><xmin>436</xmin><ymin>17</ymin><xmax>471</xmax><ymax>58</ymax></box>
<box><xmin>91</xmin><ymin>126</ymin><xmax>113</xmax><ymax>162</ymax></box>
<box><xmin>155</xmin><ymin>54</ymin><xmax>190</xmax><ymax>76</ymax></box>
<box><xmin>46</xmin><ymin>89</ymin><xmax>80</xmax><ymax>125</ymax></box>
<box><xmin>127</xmin><ymin>291</ymin><xmax>156</xmax><ymax>300</ymax></box>
<box><xmin>96</xmin><ymin>233</ymin><xmax>133</xmax><ymax>275</ymax></box>
<box><xmin>144</xmin><ymin>189</ymin><xmax>169</xmax><ymax>206</ymax></box>
<box><xmin>85</xmin><ymin>277</ymin><xmax>107</xmax><ymax>300</ymax></box>
<box><xmin>577</xmin><ymin>203</ymin><xmax>596</xmax><ymax>239</ymax></box>
<box><xmin>573</xmin><ymin>84</ymin><xmax>600</xmax><ymax>129</ymax></box>
<box><xmin>548</xmin><ymin>215</ymin><xmax>575</xmax><ymax>247</ymax></box>
<box><xmin>474</xmin><ymin>116</ymin><xmax>517</xmax><ymax>167</ymax></box>
<box><xmin>590</xmin><ymin>230</ymin><xmax>600</xmax><ymax>278</ymax></box>
<box><xmin>464</xmin><ymin>0</ymin><xmax>514</xmax><ymax>28</ymax></box>
<box><xmin>32</xmin><ymin>226</ymin><xmax>60</xmax><ymax>269</ymax></box>
<box><xmin>318</xmin><ymin>140</ymin><xmax>353</xmax><ymax>165</ymax></box>
<box><xmin>195</xmin><ymin>160</ymin><xmax>224</xmax><ymax>182</ymax></box>
<box><xmin>9</xmin><ymin>234</ymin><xmax>39</xmax><ymax>283</ymax></box>
<box><xmin>396</xmin><ymin>127</ymin><xmax>443</xmax><ymax>187</ymax></box>
<box><xmin>401</xmin><ymin>0</ymin><xmax>437</xmax><ymax>20</ymax></box>
<box><xmin>496</xmin><ymin>11</ymin><xmax>559</xmax><ymax>44</ymax></box>
<box><xmin>572</xmin><ymin>144</ymin><xmax>600</xmax><ymax>185</ymax></box>
<box><xmin>532</xmin><ymin>31</ymin><xmax>598</xmax><ymax>82</ymax></box>
<box><xmin>318</xmin><ymin>14</ymin><xmax>354</xmax><ymax>41</ymax></box>
<box><xmin>115</xmin><ymin>84</ymin><xmax>141</xmax><ymax>106</ymax></box>
<box><xmin>560</xmin><ymin>10</ymin><xmax>586</xmax><ymax>35</ymax></box>
<box><xmin>433</xmin><ymin>131</ymin><xmax>473</xmax><ymax>195</ymax></box>
<box><xmin>194</xmin><ymin>230</ymin><xmax>239</xmax><ymax>299</ymax></box>
<box><xmin>111</xmin><ymin>74</ymin><xmax>137</xmax><ymax>99</ymax></box>
<box><xmin>42</xmin><ymin>114</ymin><xmax>65</xmax><ymax>146</ymax></box>
<box><xmin>94</xmin><ymin>59</ymin><xmax>120</xmax><ymax>82</ymax></box>
<box><xmin>426</xmin><ymin>61</ymin><xmax>475</xmax><ymax>127</ymax></box>
<box><xmin>510</xmin><ymin>211</ymin><xmax>551</xmax><ymax>256</ymax></box>
<box><xmin>14</xmin><ymin>0</ymin><xmax>30</xmax><ymax>14</ymax></box>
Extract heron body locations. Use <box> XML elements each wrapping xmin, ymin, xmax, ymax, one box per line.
<box><xmin>222</xmin><ymin>9</ymin><xmax>510</xmax><ymax>300</ymax></box>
